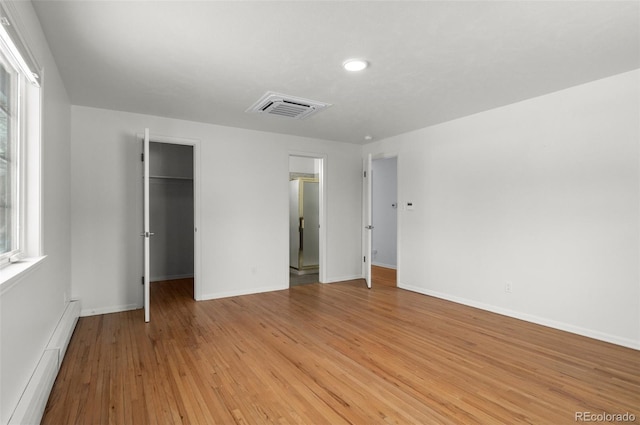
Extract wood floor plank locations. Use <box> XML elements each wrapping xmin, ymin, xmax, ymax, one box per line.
<box><xmin>42</xmin><ymin>278</ymin><xmax>639</xmax><ymax>424</ymax></box>
<box><xmin>372</xmin><ymin>265</ymin><xmax>396</xmax><ymax>287</ymax></box>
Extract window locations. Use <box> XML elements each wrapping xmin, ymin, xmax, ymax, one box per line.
<box><xmin>0</xmin><ymin>42</ymin><xmax>19</xmax><ymax>261</ymax></box>
<box><xmin>0</xmin><ymin>5</ymin><xmax>41</xmax><ymax>269</ymax></box>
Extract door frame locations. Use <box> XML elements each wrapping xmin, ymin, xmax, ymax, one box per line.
<box><xmin>364</xmin><ymin>152</ymin><xmax>400</xmax><ymax>288</ymax></box>
<box><xmin>289</xmin><ymin>152</ymin><xmax>327</xmax><ymax>283</ymax></box>
<box><xmin>141</xmin><ymin>131</ymin><xmax>202</xmax><ymax>303</ymax></box>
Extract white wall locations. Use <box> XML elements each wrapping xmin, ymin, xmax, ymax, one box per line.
<box><xmin>289</xmin><ymin>156</ymin><xmax>316</xmax><ymax>175</ymax></box>
<box><xmin>364</xmin><ymin>70</ymin><xmax>640</xmax><ymax>349</ymax></box>
<box><xmin>372</xmin><ymin>157</ymin><xmax>397</xmax><ymax>268</ymax></box>
<box><xmin>0</xmin><ymin>2</ymin><xmax>72</xmax><ymax>423</ymax></box>
<box><xmin>71</xmin><ymin>106</ymin><xmax>363</xmax><ymax>315</ymax></box>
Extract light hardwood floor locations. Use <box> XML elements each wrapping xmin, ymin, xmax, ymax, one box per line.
<box><xmin>42</xmin><ymin>279</ymin><xmax>639</xmax><ymax>424</ymax></box>
<box><xmin>372</xmin><ymin>265</ymin><xmax>396</xmax><ymax>287</ymax></box>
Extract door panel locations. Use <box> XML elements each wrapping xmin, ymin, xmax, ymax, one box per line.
<box><xmin>143</xmin><ymin>128</ymin><xmax>150</xmax><ymax>322</ymax></box>
<box><xmin>363</xmin><ymin>154</ymin><xmax>372</xmax><ymax>288</ymax></box>
<box><xmin>301</xmin><ymin>181</ymin><xmax>319</xmax><ymax>267</ymax></box>
<box><xmin>289</xmin><ymin>180</ymin><xmax>300</xmax><ymax>268</ymax></box>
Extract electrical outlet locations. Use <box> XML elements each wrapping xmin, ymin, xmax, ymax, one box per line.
<box><xmin>505</xmin><ymin>281</ymin><xmax>513</xmax><ymax>293</ymax></box>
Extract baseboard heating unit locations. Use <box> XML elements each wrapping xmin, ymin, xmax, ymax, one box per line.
<box><xmin>8</xmin><ymin>300</ymin><xmax>80</xmax><ymax>425</ymax></box>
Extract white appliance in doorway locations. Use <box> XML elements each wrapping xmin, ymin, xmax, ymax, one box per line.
<box><xmin>289</xmin><ymin>178</ymin><xmax>320</xmax><ymax>273</ymax></box>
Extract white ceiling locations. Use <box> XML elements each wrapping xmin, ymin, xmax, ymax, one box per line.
<box><xmin>32</xmin><ymin>1</ymin><xmax>640</xmax><ymax>144</ymax></box>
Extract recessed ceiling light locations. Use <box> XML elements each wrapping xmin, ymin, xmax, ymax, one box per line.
<box><xmin>343</xmin><ymin>59</ymin><xmax>369</xmax><ymax>72</ymax></box>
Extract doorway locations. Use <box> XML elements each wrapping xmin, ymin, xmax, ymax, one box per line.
<box><xmin>142</xmin><ymin>130</ymin><xmax>201</xmax><ymax>323</ymax></box>
<box><xmin>149</xmin><ymin>142</ymin><xmax>194</xmax><ymax>295</ymax></box>
<box><xmin>289</xmin><ymin>155</ymin><xmax>324</xmax><ymax>286</ymax></box>
<box><xmin>371</xmin><ymin>156</ymin><xmax>398</xmax><ymax>287</ymax></box>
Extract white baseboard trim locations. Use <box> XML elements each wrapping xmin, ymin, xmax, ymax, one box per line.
<box><xmin>9</xmin><ymin>300</ymin><xmax>81</xmax><ymax>425</ymax></box>
<box><xmin>201</xmin><ymin>284</ymin><xmax>288</xmax><ymax>301</ymax></box>
<box><xmin>80</xmin><ymin>303</ymin><xmax>140</xmax><ymax>317</ymax></box>
<box><xmin>372</xmin><ymin>262</ymin><xmax>397</xmax><ymax>270</ymax></box>
<box><xmin>48</xmin><ymin>300</ymin><xmax>81</xmax><ymax>367</ymax></box>
<box><xmin>200</xmin><ymin>275</ymin><xmax>367</xmax><ymax>300</ymax></box>
<box><xmin>322</xmin><ymin>274</ymin><xmax>363</xmax><ymax>284</ymax></box>
<box><xmin>151</xmin><ymin>273</ymin><xmax>194</xmax><ymax>282</ymax></box>
<box><xmin>8</xmin><ymin>350</ymin><xmax>58</xmax><ymax>425</ymax></box>
<box><xmin>399</xmin><ymin>284</ymin><xmax>640</xmax><ymax>351</ymax></box>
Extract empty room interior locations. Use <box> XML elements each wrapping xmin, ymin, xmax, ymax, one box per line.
<box><xmin>1</xmin><ymin>1</ymin><xmax>639</xmax><ymax>424</ymax></box>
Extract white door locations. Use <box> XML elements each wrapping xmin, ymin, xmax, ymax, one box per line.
<box><xmin>142</xmin><ymin>128</ymin><xmax>152</xmax><ymax>322</ymax></box>
<box><xmin>363</xmin><ymin>154</ymin><xmax>373</xmax><ymax>288</ymax></box>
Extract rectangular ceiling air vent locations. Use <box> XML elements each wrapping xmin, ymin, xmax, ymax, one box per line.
<box><xmin>246</xmin><ymin>91</ymin><xmax>331</xmax><ymax>120</ymax></box>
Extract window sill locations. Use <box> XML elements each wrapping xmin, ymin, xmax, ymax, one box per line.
<box><xmin>0</xmin><ymin>256</ymin><xmax>47</xmax><ymax>296</ymax></box>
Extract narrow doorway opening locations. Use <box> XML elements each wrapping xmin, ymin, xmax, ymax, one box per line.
<box><xmin>149</xmin><ymin>142</ymin><xmax>195</xmax><ymax>297</ymax></box>
<box><xmin>371</xmin><ymin>156</ymin><xmax>398</xmax><ymax>287</ymax></box>
<box><xmin>289</xmin><ymin>155</ymin><xmax>322</xmax><ymax>286</ymax></box>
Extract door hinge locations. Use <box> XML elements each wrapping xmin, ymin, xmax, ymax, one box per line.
<box><xmin>363</xmin><ymin>256</ymin><xmax>366</xmax><ymax>262</ymax></box>
<box><xmin>363</xmin><ymin>171</ymin><xmax>367</xmax><ymax>178</ymax></box>
<box><xmin>141</xmin><ymin>152</ymin><xmax>144</xmax><ymax>162</ymax></box>
<box><xmin>141</xmin><ymin>276</ymin><xmax>144</xmax><ymax>285</ymax></box>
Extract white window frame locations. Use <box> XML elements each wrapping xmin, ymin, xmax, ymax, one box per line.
<box><xmin>0</xmin><ymin>49</ymin><xmax>19</xmax><ymax>263</ymax></box>
<box><xmin>0</xmin><ymin>2</ymin><xmax>42</xmax><ymax>279</ymax></box>
<box><xmin>0</xmin><ymin>44</ymin><xmax>24</xmax><ymax>265</ymax></box>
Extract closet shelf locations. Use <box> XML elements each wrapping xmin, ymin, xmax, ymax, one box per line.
<box><xmin>150</xmin><ymin>175</ymin><xmax>193</xmax><ymax>181</ymax></box>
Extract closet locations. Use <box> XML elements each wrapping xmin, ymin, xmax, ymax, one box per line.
<box><xmin>149</xmin><ymin>142</ymin><xmax>194</xmax><ymax>282</ymax></box>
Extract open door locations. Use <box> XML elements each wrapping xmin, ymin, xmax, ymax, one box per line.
<box><xmin>142</xmin><ymin>128</ymin><xmax>151</xmax><ymax>322</ymax></box>
<box><xmin>363</xmin><ymin>154</ymin><xmax>373</xmax><ymax>288</ymax></box>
